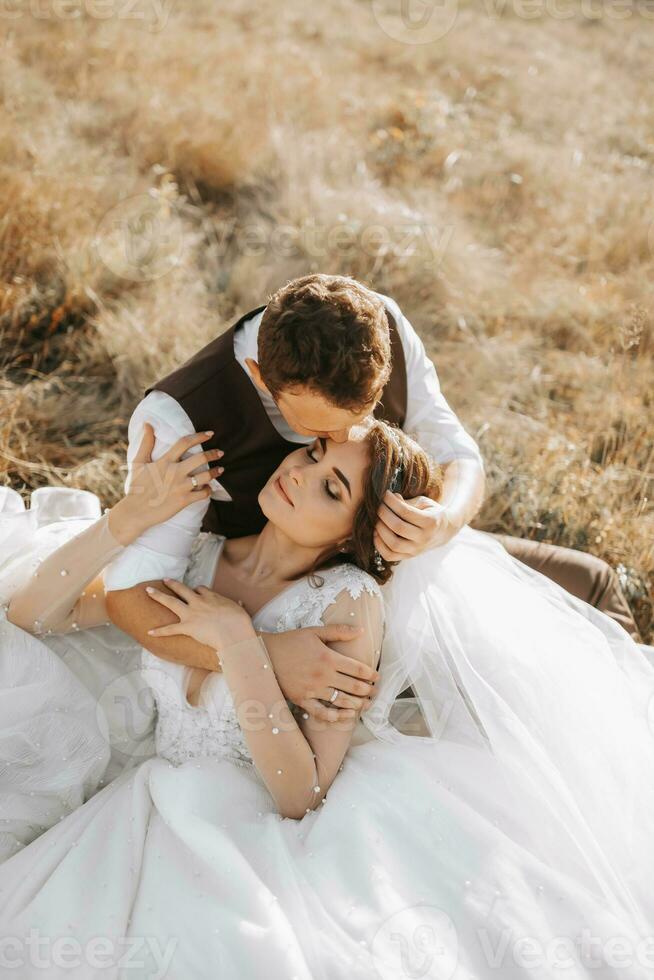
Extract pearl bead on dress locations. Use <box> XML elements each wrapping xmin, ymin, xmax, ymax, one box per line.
<box><xmin>60</xmin><ymin>569</ymin><xmax>69</xmax><ymax>577</ymax></box>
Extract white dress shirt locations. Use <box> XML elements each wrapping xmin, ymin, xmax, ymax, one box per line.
<box><xmin>103</xmin><ymin>293</ymin><xmax>483</xmax><ymax>590</ymax></box>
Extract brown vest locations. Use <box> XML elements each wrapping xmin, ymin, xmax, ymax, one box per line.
<box><xmin>146</xmin><ymin>303</ymin><xmax>407</xmax><ymax>539</ymax></box>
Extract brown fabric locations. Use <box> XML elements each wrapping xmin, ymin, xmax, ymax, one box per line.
<box><xmin>147</xmin><ymin>304</ymin><xmax>407</xmax><ymax>540</ymax></box>
<box><xmin>487</xmin><ymin>531</ymin><xmax>642</xmax><ymax>643</ymax></box>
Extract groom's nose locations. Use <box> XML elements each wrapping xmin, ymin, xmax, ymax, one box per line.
<box><xmin>328</xmin><ymin>427</ymin><xmax>351</xmax><ymax>444</ymax></box>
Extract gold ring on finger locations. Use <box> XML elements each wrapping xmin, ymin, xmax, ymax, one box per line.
<box><xmin>190</xmin><ymin>474</ymin><xmax>199</xmax><ymax>489</ymax></box>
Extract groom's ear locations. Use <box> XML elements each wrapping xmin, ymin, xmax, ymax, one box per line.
<box><xmin>245</xmin><ymin>357</ymin><xmax>270</xmax><ymax>394</ymax></box>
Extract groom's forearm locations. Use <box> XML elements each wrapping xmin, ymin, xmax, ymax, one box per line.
<box><xmin>439</xmin><ymin>458</ymin><xmax>486</xmax><ymax>531</ymax></box>
<box><xmin>106</xmin><ymin>582</ymin><xmax>222</xmax><ymax>671</ymax></box>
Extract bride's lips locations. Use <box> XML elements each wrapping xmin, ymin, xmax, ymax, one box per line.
<box><xmin>274</xmin><ymin>475</ymin><xmax>293</xmax><ymax>507</ymax></box>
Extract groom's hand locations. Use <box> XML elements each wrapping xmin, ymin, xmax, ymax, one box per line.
<box><xmin>374</xmin><ymin>492</ymin><xmax>459</xmax><ymax>562</ymax></box>
<box><xmin>260</xmin><ymin>626</ymin><xmax>380</xmax><ymax>724</ymax></box>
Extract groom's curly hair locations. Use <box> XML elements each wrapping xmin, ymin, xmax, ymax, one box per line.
<box><xmin>257</xmin><ymin>274</ymin><xmax>392</xmax><ymax>410</ymax></box>
<box><xmin>310</xmin><ymin>421</ymin><xmax>444</xmax><ymax>586</ymax></box>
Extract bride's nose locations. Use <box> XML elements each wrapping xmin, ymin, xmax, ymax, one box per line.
<box><xmin>287</xmin><ymin>464</ymin><xmax>304</xmax><ymax>486</ymax></box>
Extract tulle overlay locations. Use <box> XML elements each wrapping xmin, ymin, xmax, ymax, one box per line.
<box><xmin>1</xmin><ymin>487</ymin><xmax>654</xmax><ymax>979</ymax></box>
<box><xmin>0</xmin><ymin>489</ymin><xmax>155</xmax><ymax>865</ymax></box>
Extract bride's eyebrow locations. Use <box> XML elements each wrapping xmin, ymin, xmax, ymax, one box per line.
<box><xmin>318</xmin><ymin>438</ymin><xmax>352</xmax><ymax>499</ymax></box>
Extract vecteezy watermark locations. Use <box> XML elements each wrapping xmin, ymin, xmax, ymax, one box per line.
<box><xmin>371</xmin><ymin>0</ymin><xmax>654</xmax><ymax>44</ymax></box>
<box><xmin>96</xmin><ymin>666</ymin><xmax>158</xmax><ymax>762</ymax></box>
<box><xmin>208</xmin><ymin>216</ymin><xmax>454</xmax><ymax>279</ymax></box>
<box><xmin>0</xmin><ymin>0</ymin><xmax>176</xmax><ymax>31</ymax></box>
<box><xmin>93</xmin><ymin>189</ymin><xmax>186</xmax><ymax>282</ymax></box>
<box><xmin>96</xmin><ymin>657</ymin><xmax>375</xmax><ymax>767</ymax></box>
<box><xmin>372</xmin><ymin>0</ymin><xmax>459</xmax><ymax>44</ymax></box>
<box><xmin>477</xmin><ymin>927</ymin><xmax>654</xmax><ymax>971</ymax></box>
<box><xmin>0</xmin><ymin>931</ymin><xmax>177</xmax><ymax>978</ymax></box>
<box><xmin>371</xmin><ymin>905</ymin><xmax>458</xmax><ymax>979</ymax></box>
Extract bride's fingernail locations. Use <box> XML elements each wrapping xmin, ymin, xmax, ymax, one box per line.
<box><xmin>145</xmin><ymin>586</ymin><xmax>155</xmax><ymax>593</ymax></box>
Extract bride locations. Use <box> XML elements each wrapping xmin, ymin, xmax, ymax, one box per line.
<box><xmin>1</xmin><ymin>418</ymin><xmax>653</xmax><ymax>979</ymax></box>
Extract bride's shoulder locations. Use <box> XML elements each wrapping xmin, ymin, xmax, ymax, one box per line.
<box><xmin>316</xmin><ymin>562</ymin><xmax>382</xmax><ymax>603</ymax></box>
<box><xmin>274</xmin><ymin>563</ymin><xmax>382</xmax><ymax>633</ymax></box>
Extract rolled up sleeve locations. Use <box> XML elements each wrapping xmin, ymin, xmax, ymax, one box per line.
<box><xmin>103</xmin><ymin>391</ymin><xmax>223</xmax><ymax>591</ymax></box>
<box><xmin>379</xmin><ymin>293</ymin><xmax>484</xmax><ymax>469</ymax></box>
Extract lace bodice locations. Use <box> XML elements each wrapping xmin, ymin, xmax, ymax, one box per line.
<box><xmin>142</xmin><ymin>532</ymin><xmax>383</xmax><ymax>771</ymax></box>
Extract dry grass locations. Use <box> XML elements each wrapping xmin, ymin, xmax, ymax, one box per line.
<box><xmin>1</xmin><ymin>0</ymin><xmax>652</xmax><ymax>638</ymax></box>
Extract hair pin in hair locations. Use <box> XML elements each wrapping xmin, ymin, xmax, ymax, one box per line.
<box><xmin>388</xmin><ymin>445</ymin><xmax>404</xmax><ymax>494</ymax></box>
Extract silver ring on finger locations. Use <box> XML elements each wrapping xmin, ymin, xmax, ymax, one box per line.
<box><xmin>190</xmin><ymin>474</ymin><xmax>199</xmax><ymax>489</ymax></box>
<box><xmin>329</xmin><ymin>687</ymin><xmax>339</xmax><ymax>703</ymax></box>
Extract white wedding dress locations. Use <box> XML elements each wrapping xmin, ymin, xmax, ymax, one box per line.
<box><xmin>1</xmin><ymin>487</ymin><xmax>654</xmax><ymax>980</ymax></box>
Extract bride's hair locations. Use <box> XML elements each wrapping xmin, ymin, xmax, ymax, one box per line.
<box><xmin>310</xmin><ymin>420</ymin><xmax>444</xmax><ymax>585</ymax></box>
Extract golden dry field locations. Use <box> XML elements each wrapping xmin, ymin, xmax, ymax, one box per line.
<box><xmin>1</xmin><ymin>0</ymin><xmax>652</xmax><ymax>638</ymax></box>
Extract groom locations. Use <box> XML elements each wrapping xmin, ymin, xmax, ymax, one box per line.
<box><xmin>104</xmin><ymin>274</ymin><xmax>641</xmax><ymax>720</ymax></box>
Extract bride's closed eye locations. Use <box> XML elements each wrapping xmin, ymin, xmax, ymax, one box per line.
<box><xmin>305</xmin><ymin>442</ymin><xmax>341</xmax><ymax>502</ymax></box>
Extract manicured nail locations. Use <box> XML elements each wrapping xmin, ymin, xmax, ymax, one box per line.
<box><xmin>145</xmin><ymin>586</ymin><xmax>155</xmax><ymax>593</ymax></box>
<box><xmin>204</xmin><ymin>430</ymin><xmax>214</xmax><ymax>437</ymax></box>
<box><xmin>147</xmin><ymin>629</ymin><xmax>155</xmax><ymax>635</ymax></box>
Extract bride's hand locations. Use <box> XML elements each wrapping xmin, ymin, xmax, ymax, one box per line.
<box><xmin>144</xmin><ymin>579</ymin><xmax>255</xmax><ymax>651</ymax></box>
<box><xmin>108</xmin><ymin>424</ymin><xmax>224</xmax><ymax>544</ymax></box>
